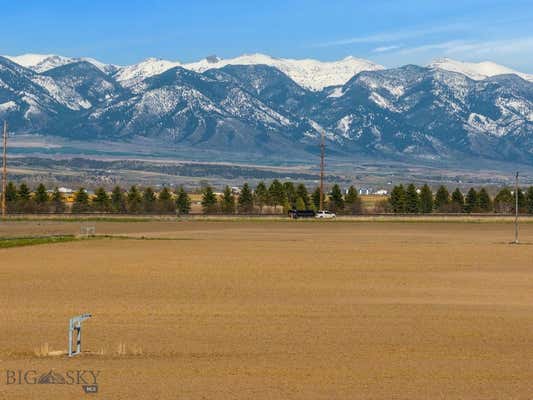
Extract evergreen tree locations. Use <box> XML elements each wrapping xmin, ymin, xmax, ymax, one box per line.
<box><xmin>253</xmin><ymin>182</ymin><xmax>269</xmax><ymax>212</ymax></box>
<box><xmin>282</xmin><ymin>182</ymin><xmax>297</xmax><ymax>208</ymax></box>
<box><xmin>92</xmin><ymin>187</ymin><xmax>110</xmax><ymax>212</ymax></box>
<box><xmin>295</xmin><ymin>183</ymin><xmax>310</xmax><ymax>208</ymax></box>
<box><xmin>494</xmin><ymin>188</ymin><xmax>513</xmax><ymax>213</ymax></box>
<box><xmin>328</xmin><ymin>184</ymin><xmax>344</xmax><ymax>213</ymax></box>
<box><xmin>295</xmin><ymin>197</ymin><xmax>306</xmax><ymax>211</ymax></box>
<box><xmin>527</xmin><ymin>187</ymin><xmax>533</xmax><ymax>215</ymax></box>
<box><xmin>34</xmin><ymin>183</ymin><xmax>49</xmax><ymax>204</ymax></box>
<box><xmin>451</xmin><ymin>188</ymin><xmax>465</xmax><ymax>213</ymax></box>
<box><xmin>17</xmin><ymin>183</ymin><xmax>34</xmax><ymax>213</ymax></box>
<box><xmin>176</xmin><ymin>186</ymin><xmax>191</xmax><ymax>215</ymax></box>
<box><xmin>311</xmin><ymin>187</ymin><xmax>323</xmax><ymax>210</ymax></box>
<box><xmin>419</xmin><ymin>184</ymin><xmax>433</xmax><ymax>214</ymax></box>
<box><xmin>237</xmin><ymin>183</ymin><xmax>254</xmax><ymax>213</ymax></box>
<box><xmin>220</xmin><ymin>186</ymin><xmax>235</xmax><ymax>214</ymax></box>
<box><xmin>478</xmin><ymin>188</ymin><xmax>492</xmax><ymax>212</ymax></box>
<box><xmin>157</xmin><ymin>187</ymin><xmax>176</xmax><ymax>213</ymax></box>
<box><xmin>127</xmin><ymin>185</ymin><xmax>142</xmax><ymax>213</ymax></box>
<box><xmin>434</xmin><ymin>185</ymin><xmax>450</xmax><ymax>212</ymax></box>
<box><xmin>110</xmin><ymin>186</ymin><xmax>126</xmax><ymax>213</ymax></box>
<box><xmin>268</xmin><ymin>179</ymin><xmax>286</xmax><ymax>208</ymax></box>
<box><xmin>389</xmin><ymin>185</ymin><xmax>406</xmax><ymax>213</ymax></box>
<box><xmin>33</xmin><ymin>183</ymin><xmax>49</xmax><ymax>212</ymax></box>
<box><xmin>201</xmin><ymin>185</ymin><xmax>218</xmax><ymax>214</ymax></box>
<box><xmin>51</xmin><ymin>187</ymin><xmax>65</xmax><ymax>213</ymax></box>
<box><xmin>344</xmin><ymin>186</ymin><xmax>362</xmax><ymax>215</ymax></box>
<box><xmin>72</xmin><ymin>188</ymin><xmax>90</xmax><ymax>213</ymax></box>
<box><xmin>405</xmin><ymin>184</ymin><xmax>419</xmax><ymax>214</ymax></box>
<box><xmin>5</xmin><ymin>182</ymin><xmax>17</xmax><ymax>202</ymax></box>
<box><xmin>464</xmin><ymin>188</ymin><xmax>478</xmax><ymax>213</ymax></box>
<box><xmin>142</xmin><ymin>187</ymin><xmax>157</xmax><ymax>213</ymax></box>
<box><xmin>18</xmin><ymin>183</ymin><xmax>31</xmax><ymax>201</ymax></box>
<box><xmin>4</xmin><ymin>182</ymin><xmax>17</xmax><ymax>213</ymax></box>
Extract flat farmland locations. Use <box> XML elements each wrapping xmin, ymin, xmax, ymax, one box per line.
<box><xmin>0</xmin><ymin>220</ymin><xmax>532</xmax><ymax>399</ymax></box>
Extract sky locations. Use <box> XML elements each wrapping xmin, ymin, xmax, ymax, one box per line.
<box><xmin>2</xmin><ymin>0</ymin><xmax>532</xmax><ymax>72</ymax></box>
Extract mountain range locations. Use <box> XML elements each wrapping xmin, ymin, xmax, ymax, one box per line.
<box><xmin>0</xmin><ymin>53</ymin><xmax>532</xmax><ymax>166</ymax></box>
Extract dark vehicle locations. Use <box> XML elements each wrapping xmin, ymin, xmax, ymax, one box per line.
<box><xmin>288</xmin><ymin>209</ymin><xmax>316</xmax><ymax>219</ymax></box>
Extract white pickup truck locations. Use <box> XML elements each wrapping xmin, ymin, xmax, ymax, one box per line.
<box><xmin>315</xmin><ymin>210</ymin><xmax>336</xmax><ymax>219</ymax></box>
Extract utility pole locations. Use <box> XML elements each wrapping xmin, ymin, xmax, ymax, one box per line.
<box><xmin>514</xmin><ymin>171</ymin><xmax>519</xmax><ymax>244</ymax></box>
<box><xmin>319</xmin><ymin>131</ymin><xmax>325</xmax><ymax>211</ymax></box>
<box><xmin>1</xmin><ymin>121</ymin><xmax>7</xmax><ymax>218</ymax></box>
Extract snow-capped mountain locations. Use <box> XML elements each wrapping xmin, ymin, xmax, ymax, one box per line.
<box><xmin>41</xmin><ymin>61</ymin><xmax>125</xmax><ymax>109</ymax></box>
<box><xmin>183</xmin><ymin>54</ymin><xmax>384</xmax><ymax>90</ymax></box>
<box><xmin>311</xmin><ymin>66</ymin><xmax>533</xmax><ymax>161</ymax></box>
<box><xmin>4</xmin><ymin>53</ymin><xmax>119</xmax><ymax>74</ymax></box>
<box><xmin>429</xmin><ymin>58</ymin><xmax>533</xmax><ymax>82</ymax></box>
<box><xmin>1</xmin><ymin>52</ymin><xmax>532</xmax><ymax>165</ymax></box>
<box><xmin>4</xmin><ymin>54</ymin><xmax>73</xmax><ymax>72</ymax></box>
<box><xmin>114</xmin><ymin>54</ymin><xmax>383</xmax><ymax>91</ymax></box>
<box><xmin>0</xmin><ymin>56</ymin><xmax>68</xmax><ymax>130</ymax></box>
<box><xmin>114</xmin><ymin>57</ymin><xmax>182</xmax><ymax>88</ymax></box>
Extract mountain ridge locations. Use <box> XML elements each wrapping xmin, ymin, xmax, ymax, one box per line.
<box><xmin>0</xmin><ymin>53</ymin><xmax>532</xmax><ymax>167</ymax></box>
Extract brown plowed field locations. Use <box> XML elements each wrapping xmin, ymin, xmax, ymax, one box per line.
<box><xmin>1</xmin><ymin>220</ymin><xmax>532</xmax><ymax>399</ymax></box>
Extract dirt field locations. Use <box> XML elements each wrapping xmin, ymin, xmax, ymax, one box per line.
<box><xmin>0</xmin><ymin>220</ymin><xmax>532</xmax><ymax>399</ymax></box>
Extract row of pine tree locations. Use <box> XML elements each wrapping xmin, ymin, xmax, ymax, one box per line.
<box><xmin>2</xmin><ymin>180</ymin><xmax>533</xmax><ymax>214</ymax></box>
<box><xmin>2</xmin><ymin>183</ymin><xmax>191</xmax><ymax>214</ymax></box>
<box><xmin>1</xmin><ymin>180</ymin><xmax>361</xmax><ymax>214</ymax></box>
<box><xmin>389</xmin><ymin>184</ymin><xmax>533</xmax><ymax>214</ymax></box>
<box><xmin>199</xmin><ymin>181</ymin><xmax>362</xmax><ymax>214</ymax></box>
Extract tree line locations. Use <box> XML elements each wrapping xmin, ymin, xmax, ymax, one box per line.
<box><xmin>388</xmin><ymin>184</ymin><xmax>533</xmax><ymax>214</ymax></box>
<box><xmin>2</xmin><ymin>183</ymin><xmax>192</xmax><ymax>214</ymax></box>
<box><xmin>199</xmin><ymin>181</ymin><xmax>362</xmax><ymax>214</ymax></box>
<box><xmin>2</xmin><ymin>181</ymin><xmax>533</xmax><ymax>215</ymax></box>
<box><xmin>1</xmin><ymin>180</ymin><xmax>362</xmax><ymax>215</ymax></box>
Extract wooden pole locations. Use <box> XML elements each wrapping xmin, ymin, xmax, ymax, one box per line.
<box><xmin>1</xmin><ymin>121</ymin><xmax>7</xmax><ymax>218</ymax></box>
<box><xmin>319</xmin><ymin>131</ymin><xmax>325</xmax><ymax>211</ymax></box>
<box><xmin>515</xmin><ymin>171</ymin><xmax>519</xmax><ymax>244</ymax></box>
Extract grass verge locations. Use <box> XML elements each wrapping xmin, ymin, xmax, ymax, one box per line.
<box><xmin>0</xmin><ymin>234</ymin><xmax>195</xmax><ymax>249</ymax></box>
<box><xmin>0</xmin><ymin>235</ymin><xmax>79</xmax><ymax>249</ymax></box>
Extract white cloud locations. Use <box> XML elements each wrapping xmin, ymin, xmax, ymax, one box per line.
<box><xmin>395</xmin><ymin>40</ymin><xmax>467</xmax><ymax>55</ymax></box>
<box><xmin>312</xmin><ymin>23</ymin><xmax>468</xmax><ymax>48</ymax></box>
<box><xmin>372</xmin><ymin>45</ymin><xmax>402</xmax><ymax>53</ymax></box>
<box><xmin>393</xmin><ymin>36</ymin><xmax>533</xmax><ymax>57</ymax></box>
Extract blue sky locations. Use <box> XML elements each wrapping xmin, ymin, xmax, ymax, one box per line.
<box><xmin>2</xmin><ymin>0</ymin><xmax>532</xmax><ymax>71</ymax></box>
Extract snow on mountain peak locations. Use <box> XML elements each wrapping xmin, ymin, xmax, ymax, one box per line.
<box><xmin>5</xmin><ymin>54</ymin><xmax>73</xmax><ymax>72</ymax></box>
<box><xmin>183</xmin><ymin>53</ymin><xmax>384</xmax><ymax>90</ymax></box>
<box><xmin>429</xmin><ymin>58</ymin><xmax>533</xmax><ymax>82</ymax></box>
<box><xmin>4</xmin><ymin>53</ymin><xmax>117</xmax><ymax>74</ymax></box>
<box><xmin>113</xmin><ymin>53</ymin><xmax>383</xmax><ymax>90</ymax></box>
<box><xmin>114</xmin><ymin>58</ymin><xmax>182</xmax><ymax>87</ymax></box>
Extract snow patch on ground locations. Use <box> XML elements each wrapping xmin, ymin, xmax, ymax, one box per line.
<box><xmin>369</xmin><ymin>92</ymin><xmax>399</xmax><ymax>112</ymax></box>
<box><xmin>467</xmin><ymin>113</ymin><xmax>505</xmax><ymax>136</ymax></box>
<box><xmin>327</xmin><ymin>87</ymin><xmax>344</xmax><ymax>98</ymax></box>
<box><xmin>0</xmin><ymin>101</ymin><xmax>18</xmax><ymax>112</ymax></box>
<box><xmin>336</xmin><ymin>115</ymin><xmax>354</xmax><ymax>138</ymax></box>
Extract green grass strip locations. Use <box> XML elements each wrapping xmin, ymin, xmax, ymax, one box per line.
<box><xmin>0</xmin><ymin>235</ymin><xmax>79</xmax><ymax>249</ymax></box>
